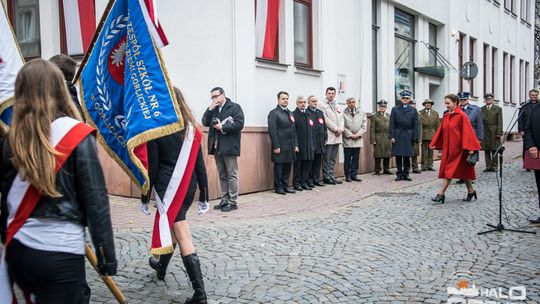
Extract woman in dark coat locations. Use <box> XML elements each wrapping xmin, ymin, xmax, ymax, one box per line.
<box><xmin>147</xmin><ymin>87</ymin><xmax>208</xmax><ymax>304</ymax></box>
<box><xmin>429</xmin><ymin>94</ymin><xmax>481</xmax><ymax>204</ymax></box>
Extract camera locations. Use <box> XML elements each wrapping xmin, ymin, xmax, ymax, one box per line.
<box><xmin>211</xmin><ymin>117</ymin><xmax>220</xmax><ymax>125</ymax></box>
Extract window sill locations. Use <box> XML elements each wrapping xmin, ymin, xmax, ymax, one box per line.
<box><xmin>511</xmin><ymin>12</ymin><xmax>517</xmax><ymax>18</ymax></box>
<box><xmin>255</xmin><ymin>58</ymin><xmax>290</xmax><ymax>72</ymax></box>
<box><xmin>493</xmin><ymin>1</ymin><xmax>500</xmax><ymax>7</ymax></box>
<box><xmin>294</xmin><ymin>65</ymin><xmax>323</xmax><ymax>77</ymax></box>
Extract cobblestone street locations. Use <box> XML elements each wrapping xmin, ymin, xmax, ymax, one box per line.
<box><xmin>84</xmin><ymin>141</ymin><xmax>540</xmax><ymax>303</ymax></box>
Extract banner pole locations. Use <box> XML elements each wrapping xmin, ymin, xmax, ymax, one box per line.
<box><xmin>73</xmin><ymin>0</ymin><xmax>116</xmax><ymax>83</ymax></box>
<box><xmin>85</xmin><ymin>245</ymin><xmax>127</xmax><ymax>304</ymax></box>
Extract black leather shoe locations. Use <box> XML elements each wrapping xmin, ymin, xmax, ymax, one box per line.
<box><xmin>314</xmin><ymin>182</ymin><xmax>325</xmax><ymax>187</ymax></box>
<box><xmin>383</xmin><ymin>170</ymin><xmax>393</xmax><ymax>175</ymax></box>
<box><xmin>374</xmin><ymin>171</ymin><xmax>380</xmax><ymax>175</ymax></box>
<box><xmin>395</xmin><ymin>176</ymin><xmax>402</xmax><ymax>181</ymax></box>
<box><xmin>334</xmin><ymin>179</ymin><xmax>343</xmax><ymax>184</ymax></box>
<box><xmin>427</xmin><ymin>168</ymin><xmax>436</xmax><ymax>171</ymax></box>
<box><xmin>307</xmin><ymin>183</ymin><xmax>315</xmax><ymax>188</ymax></box>
<box><xmin>293</xmin><ymin>185</ymin><xmax>303</xmax><ymax>191</ymax></box>
<box><xmin>301</xmin><ymin>184</ymin><xmax>313</xmax><ymax>190</ymax></box>
<box><xmin>345</xmin><ymin>177</ymin><xmax>352</xmax><ymax>182</ymax></box>
<box><xmin>402</xmin><ymin>176</ymin><xmax>412</xmax><ymax>181</ymax></box>
<box><xmin>214</xmin><ymin>200</ymin><xmax>227</xmax><ymax>210</ymax></box>
<box><xmin>324</xmin><ymin>179</ymin><xmax>336</xmax><ymax>185</ymax></box>
<box><xmin>431</xmin><ymin>194</ymin><xmax>445</xmax><ymax>204</ymax></box>
<box><xmin>412</xmin><ymin>169</ymin><xmax>421</xmax><ymax>174</ymax></box>
<box><xmin>220</xmin><ymin>203</ymin><xmax>238</xmax><ymax>212</ymax></box>
<box><xmin>275</xmin><ymin>189</ymin><xmax>286</xmax><ymax>195</ymax></box>
<box><xmin>284</xmin><ymin>188</ymin><xmax>296</xmax><ymax>193</ymax></box>
<box><xmin>351</xmin><ymin>177</ymin><xmax>362</xmax><ymax>182</ymax></box>
<box><xmin>529</xmin><ymin>217</ymin><xmax>540</xmax><ymax>224</ymax></box>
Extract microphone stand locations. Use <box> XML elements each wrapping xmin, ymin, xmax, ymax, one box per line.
<box><xmin>478</xmin><ymin>102</ymin><xmax>535</xmax><ymax>235</ymax></box>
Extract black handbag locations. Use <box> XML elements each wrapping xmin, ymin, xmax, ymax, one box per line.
<box><xmin>466</xmin><ymin>151</ymin><xmax>479</xmax><ymax>166</ymax></box>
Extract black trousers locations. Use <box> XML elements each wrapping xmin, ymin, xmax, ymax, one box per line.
<box><xmin>374</xmin><ymin>157</ymin><xmax>390</xmax><ymax>172</ymax></box>
<box><xmin>534</xmin><ymin>170</ymin><xmax>540</xmax><ymax>208</ymax></box>
<box><xmin>343</xmin><ymin>147</ymin><xmax>360</xmax><ymax>178</ymax></box>
<box><xmin>6</xmin><ymin>239</ymin><xmax>85</xmax><ymax>304</ymax></box>
<box><xmin>310</xmin><ymin>153</ymin><xmax>323</xmax><ymax>184</ymax></box>
<box><xmin>395</xmin><ymin>156</ymin><xmax>411</xmax><ymax>177</ymax></box>
<box><xmin>294</xmin><ymin>159</ymin><xmax>314</xmax><ymax>187</ymax></box>
<box><xmin>274</xmin><ymin>162</ymin><xmax>292</xmax><ymax>191</ymax></box>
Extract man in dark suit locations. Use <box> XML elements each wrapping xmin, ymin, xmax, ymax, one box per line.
<box><xmin>268</xmin><ymin>91</ymin><xmax>299</xmax><ymax>195</ymax></box>
<box><xmin>457</xmin><ymin>91</ymin><xmax>483</xmax><ymax>184</ymax></box>
<box><xmin>307</xmin><ymin>95</ymin><xmax>327</xmax><ymax>187</ymax></box>
<box><xmin>519</xmin><ymin>89</ymin><xmax>539</xmax><ymax>171</ymax></box>
<box><xmin>202</xmin><ymin>87</ymin><xmax>244</xmax><ymax>212</ymax></box>
<box><xmin>524</xmin><ymin>103</ymin><xmax>540</xmax><ymax>224</ymax></box>
<box><xmin>293</xmin><ymin>96</ymin><xmax>315</xmax><ymax>190</ymax></box>
<box><xmin>389</xmin><ymin>90</ymin><xmax>419</xmax><ymax>181</ymax></box>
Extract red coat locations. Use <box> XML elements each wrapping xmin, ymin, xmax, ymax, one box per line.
<box><xmin>429</xmin><ymin>107</ymin><xmax>481</xmax><ymax>180</ymax></box>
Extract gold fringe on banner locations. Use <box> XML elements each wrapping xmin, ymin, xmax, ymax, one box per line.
<box><xmin>150</xmin><ymin>244</ymin><xmax>175</xmax><ymax>256</ymax></box>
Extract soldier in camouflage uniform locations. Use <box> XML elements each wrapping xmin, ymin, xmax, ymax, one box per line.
<box><xmin>370</xmin><ymin>100</ymin><xmax>392</xmax><ymax>175</ymax></box>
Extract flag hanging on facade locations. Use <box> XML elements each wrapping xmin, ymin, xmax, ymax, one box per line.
<box><xmin>77</xmin><ymin>0</ymin><xmax>182</xmax><ymax>194</ymax></box>
<box><xmin>0</xmin><ymin>2</ymin><xmax>24</xmax><ymax>129</ymax></box>
<box><xmin>62</xmin><ymin>0</ymin><xmax>96</xmax><ymax>55</ymax></box>
<box><xmin>255</xmin><ymin>0</ymin><xmax>280</xmax><ymax>59</ymax></box>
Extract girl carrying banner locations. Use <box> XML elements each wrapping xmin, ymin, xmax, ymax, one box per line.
<box><xmin>0</xmin><ymin>59</ymin><xmax>117</xmax><ymax>303</ymax></box>
<box><xmin>147</xmin><ymin>86</ymin><xmax>208</xmax><ymax>304</ymax></box>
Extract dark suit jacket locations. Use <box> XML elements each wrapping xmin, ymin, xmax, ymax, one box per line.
<box><xmin>293</xmin><ymin>108</ymin><xmax>315</xmax><ymax>161</ymax></box>
<box><xmin>524</xmin><ymin>103</ymin><xmax>540</xmax><ymax>150</ymax></box>
<box><xmin>201</xmin><ymin>98</ymin><xmax>244</xmax><ymax>156</ymax></box>
<box><xmin>268</xmin><ymin>106</ymin><xmax>298</xmax><ymax>163</ymax></box>
<box><xmin>308</xmin><ymin>107</ymin><xmax>327</xmax><ymax>154</ymax></box>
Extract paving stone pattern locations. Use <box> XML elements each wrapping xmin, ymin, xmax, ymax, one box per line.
<box><xmin>86</xmin><ymin>142</ymin><xmax>540</xmax><ymax>303</ymax></box>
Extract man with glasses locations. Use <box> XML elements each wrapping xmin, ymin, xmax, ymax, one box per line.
<box><xmin>202</xmin><ymin>87</ymin><xmax>244</xmax><ymax>212</ymax></box>
<box><xmin>389</xmin><ymin>90</ymin><xmax>419</xmax><ymax>181</ymax></box>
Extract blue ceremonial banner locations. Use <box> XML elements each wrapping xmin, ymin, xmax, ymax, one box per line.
<box><xmin>0</xmin><ymin>2</ymin><xmax>24</xmax><ymax>130</ymax></box>
<box><xmin>77</xmin><ymin>0</ymin><xmax>182</xmax><ymax>193</ymax></box>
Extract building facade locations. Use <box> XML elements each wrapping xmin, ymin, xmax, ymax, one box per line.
<box><xmin>3</xmin><ymin>0</ymin><xmax>536</xmax><ymax>198</ymax></box>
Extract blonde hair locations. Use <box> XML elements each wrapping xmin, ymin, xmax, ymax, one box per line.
<box><xmin>8</xmin><ymin>59</ymin><xmax>82</xmax><ymax>197</ymax></box>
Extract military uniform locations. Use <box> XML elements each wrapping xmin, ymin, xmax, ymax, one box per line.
<box><xmin>389</xmin><ymin>90</ymin><xmax>420</xmax><ymax>181</ymax></box>
<box><xmin>410</xmin><ymin>100</ymin><xmax>421</xmax><ymax>173</ymax></box>
<box><xmin>418</xmin><ymin>99</ymin><xmax>440</xmax><ymax>171</ymax></box>
<box><xmin>370</xmin><ymin>100</ymin><xmax>392</xmax><ymax>174</ymax></box>
<box><xmin>480</xmin><ymin>94</ymin><xmax>503</xmax><ymax>171</ymax></box>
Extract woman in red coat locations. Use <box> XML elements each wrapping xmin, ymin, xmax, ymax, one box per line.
<box><xmin>429</xmin><ymin>94</ymin><xmax>481</xmax><ymax>203</ymax></box>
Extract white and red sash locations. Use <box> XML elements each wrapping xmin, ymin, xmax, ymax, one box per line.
<box><xmin>0</xmin><ymin>117</ymin><xmax>94</xmax><ymax>304</ymax></box>
<box><xmin>150</xmin><ymin>124</ymin><xmax>202</xmax><ymax>255</ymax></box>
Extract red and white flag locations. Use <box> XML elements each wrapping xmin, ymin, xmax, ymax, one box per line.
<box><xmin>151</xmin><ymin>124</ymin><xmax>202</xmax><ymax>255</ymax></box>
<box><xmin>140</xmin><ymin>0</ymin><xmax>169</xmax><ymax>48</ymax></box>
<box><xmin>62</xmin><ymin>0</ymin><xmax>96</xmax><ymax>55</ymax></box>
<box><xmin>255</xmin><ymin>0</ymin><xmax>280</xmax><ymax>60</ymax></box>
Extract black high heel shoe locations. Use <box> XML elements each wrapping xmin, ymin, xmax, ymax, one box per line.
<box><xmin>462</xmin><ymin>190</ymin><xmax>477</xmax><ymax>201</ymax></box>
<box><xmin>431</xmin><ymin>194</ymin><xmax>445</xmax><ymax>204</ymax></box>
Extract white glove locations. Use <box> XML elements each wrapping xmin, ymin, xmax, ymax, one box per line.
<box><xmin>140</xmin><ymin>203</ymin><xmax>151</xmax><ymax>216</ymax></box>
<box><xmin>198</xmin><ymin>201</ymin><xmax>209</xmax><ymax>215</ymax></box>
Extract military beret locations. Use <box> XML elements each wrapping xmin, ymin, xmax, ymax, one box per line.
<box><xmin>457</xmin><ymin>92</ymin><xmax>470</xmax><ymax>99</ymax></box>
<box><xmin>484</xmin><ymin>93</ymin><xmax>494</xmax><ymax>99</ymax></box>
<box><xmin>422</xmin><ymin>99</ymin><xmax>434</xmax><ymax>105</ymax></box>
